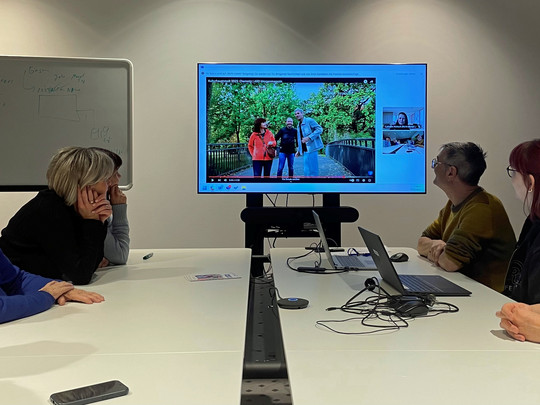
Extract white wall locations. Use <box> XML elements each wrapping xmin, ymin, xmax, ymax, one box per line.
<box><xmin>0</xmin><ymin>0</ymin><xmax>538</xmax><ymax>249</ymax></box>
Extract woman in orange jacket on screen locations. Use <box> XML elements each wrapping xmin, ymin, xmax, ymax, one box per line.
<box><xmin>248</xmin><ymin>118</ymin><xmax>276</xmax><ymax>177</ymax></box>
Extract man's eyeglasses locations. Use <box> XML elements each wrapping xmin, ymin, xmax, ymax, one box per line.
<box><xmin>506</xmin><ymin>166</ymin><xmax>518</xmax><ymax>178</ymax></box>
<box><xmin>431</xmin><ymin>157</ymin><xmax>449</xmax><ymax>169</ymax></box>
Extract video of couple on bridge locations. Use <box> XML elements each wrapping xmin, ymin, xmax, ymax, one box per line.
<box><xmin>204</xmin><ymin>77</ymin><xmax>378</xmax><ymax>183</ymax></box>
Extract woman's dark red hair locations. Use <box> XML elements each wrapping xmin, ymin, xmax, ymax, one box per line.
<box><xmin>509</xmin><ymin>139</ymin><xmax>540</xmax><ymax>219</ymax></box>
<box><xmin>253</xmin><ymin>118</ymin><xmax>266</xmax><ymax>133</ymax></box>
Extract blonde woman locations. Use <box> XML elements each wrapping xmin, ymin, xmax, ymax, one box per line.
<box><xmin>0</xmin><ymin>147</ymin><xmax>114</xmax><ymax>284</ymax></box>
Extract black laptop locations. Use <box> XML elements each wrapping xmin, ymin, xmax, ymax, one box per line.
<box><xmin>358</xmin><ymin>227</ymin><xmax>471</xmax><ymax>297</ymax></box>
<box><xmin>312</xmin><ymin>211</ymin><xmax>375</xmax><ymax>270</ymax></box>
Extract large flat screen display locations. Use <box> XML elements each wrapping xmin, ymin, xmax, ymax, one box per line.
<box><xmin>197</xmin><ymin>63</ymin><xmax>426</xmax><ymax>194</ymax></box>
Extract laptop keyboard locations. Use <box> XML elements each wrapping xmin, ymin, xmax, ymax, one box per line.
<box><xmin>400</xmin><ymin>275</ymin><xmax>443</xmax><ymax>293</ymax></box>
<box><xmin>334</xmin><ymin>255</ymin><xmax>366</xmax><ymax>268</ymax></box>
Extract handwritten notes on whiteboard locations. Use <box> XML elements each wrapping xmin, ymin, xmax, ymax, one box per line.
<box><xmin>0</xmin><ymin>56</ymin><xmax>132</xmax><ymax>189</ymax></box>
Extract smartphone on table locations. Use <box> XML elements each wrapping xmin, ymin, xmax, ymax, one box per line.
<box><xmin>50</xmin><ymin>380</ymin><xmax>129</xmax><ymax>405</ymax></box>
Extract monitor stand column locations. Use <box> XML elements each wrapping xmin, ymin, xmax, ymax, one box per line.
<box><xmin>244</xmin><ymin>194</ymin><xmax>266</xmax><ymax>277</ymax></box>
<box><xmin>242</xmin><ymin>194</ymin><xmax>358</xmax><ymax>277</ymax></box>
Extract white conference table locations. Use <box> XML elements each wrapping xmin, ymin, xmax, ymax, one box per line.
<box><xmin>271</xmin><ymin>247</ymin><xmax>540</xmax><ymax>405</ymax></box>
<box><xmin>0</xmin><ymin>248</ymin><xmax>251</xmax><ymax>405</ymax></box>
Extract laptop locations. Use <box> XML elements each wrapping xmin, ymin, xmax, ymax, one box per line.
<box><xmin>358</xmin><ymin>226</ymin><xmax>471</xmax><ymax>296</ymax></box>
<box><xmin>311</xmin><ymin>211</ymin><xmax>375</xmax><ymax>270</ymax></box>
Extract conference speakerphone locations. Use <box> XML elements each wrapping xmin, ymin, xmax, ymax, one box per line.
<box><xmin>277</xmin><ymin>297</ymin><xmax>309</xmax><ymax>309</ymax></box>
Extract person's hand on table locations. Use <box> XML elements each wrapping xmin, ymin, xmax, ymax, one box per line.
<box><xmin>496</xmin><ymin>302</ymin><xmax>540</xmax><ymax>343</ymax></box>
<box><xmin>39</xmin><ymin>281</ymin><xmax>74</xmax><ymax>300</ymax></box>
<box><xmin>57</xmin><ymin>289</ymin><xmax>105</xmax><ymax>306</ymax></box>
<box><xmin>98</xmin><ymin>257</ymin><xmax>110</xmax><ymax>268</ymax></box>
<box><xmin>427</xmin><ymin>240</ymin><xmax>446</xmax><ymax>264</ymax></box>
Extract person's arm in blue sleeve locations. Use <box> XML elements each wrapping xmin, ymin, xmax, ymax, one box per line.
<box><xmin>0</xmin><ymin>250</ymin><xmax>105</xmax><ymax>323</ymax></box>
<box><xmin>308</xmin><ymin>119</ymin><xmax>323</xmax><ymax>139</ymax></box>
<box><xmin>0</xmin><ymin>252</ymin><xmax>56</xmax><ymax>323</ymax></box>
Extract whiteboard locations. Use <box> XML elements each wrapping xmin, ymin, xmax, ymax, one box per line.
<box><xmin>0</xmin><ymin>55</ymin><xmax>133</xmax><ymax>190</ymax></box>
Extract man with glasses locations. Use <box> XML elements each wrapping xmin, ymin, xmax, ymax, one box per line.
<box><xmin>417</xmin><ymin>142</ymin><xmax>515</xmax><ymax>292</ymax></box>
<box><xmin>295</xmin><ymin>108</ymin><xmax>323</xmax><ymax>176</ymax></box>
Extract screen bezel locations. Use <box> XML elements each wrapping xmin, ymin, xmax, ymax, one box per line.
<box><xmin>197</xmin><ymin>63</ymin><xmax>427</xmax><ymax>195</ymax></box>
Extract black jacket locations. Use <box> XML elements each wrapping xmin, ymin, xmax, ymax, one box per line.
<box><xmin>0</xmin><ymin>189</ymin><xmax>106</xmax><ymax>285</ymax></box>
<box><xmin>504</xmin><ymin>217</ymin><xmax>540</xmax><ymax>304</ymax></box>
<box><xmin>275</xmin><ymin>126</ymin><xmax>298</xmax><ymax>154</ymax></box>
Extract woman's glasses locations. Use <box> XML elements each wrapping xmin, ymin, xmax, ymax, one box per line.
<box><xmin>506</xmin><ymin>166</ymin><xmax>518</xmax><ymax>178</ymax></box>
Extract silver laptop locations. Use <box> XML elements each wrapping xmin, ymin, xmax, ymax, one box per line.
<box><xmin>359</xmin><ymin>226</ymin><xmax>471</xmax><ymax>296</ymax></box>
<box><xmin>311</xmin><ymin>210</ymin><xmax>375</xmax><ymax>270</ymax></box>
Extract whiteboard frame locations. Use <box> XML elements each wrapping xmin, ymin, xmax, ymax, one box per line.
<box><xmin>0</xmin><ymin>55</ymin><xmax>133</xmax><ymax>191</ymax></box>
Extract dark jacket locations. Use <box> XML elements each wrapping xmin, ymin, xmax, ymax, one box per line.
<box><xmin>275</xmin><ymin>126</ymin><xmax>298</xmax><ymax>154</ymax></box>
<box><xmin>0</xmin><ymin>189</ymin><xmax>107</xmax><ymax>285</ymax></box>
<box><xmin>504</xmin><ymin>217</ymin><xmax>540</xmax><ymax>304</ymax></box>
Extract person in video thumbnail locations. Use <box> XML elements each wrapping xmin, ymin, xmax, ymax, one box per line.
<box><xmin>248</xmin><ymin>118</ymin><xmax>276</xmax><ymax>177</ymax></box>
<box><xmin>395</xmin><ymin>112</ymin><xmax>408</xmax><ymax>126</ymax></box>
<box><xmin>417</xmin><ymin>142</ymin><xmax>515</xmax><ymax>292</ymax></box>
<box><xmin>275</xmin><ymin>117</ymin><xmax>298</xmax><ymax>177</ymax></box>
<box><xmin>295</xmin><ymin>109</ymin><xmax>323</xmax><ymax>177</ymax></box>
<box><xmin>413</xmin><ymin>134</ymin><xmax>424</xmax><ymax>147</ymax></box>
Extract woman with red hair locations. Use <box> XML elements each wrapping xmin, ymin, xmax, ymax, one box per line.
<box><xmin>497</xmin><ymin>140</ymin><xmax>540</xmax><ymax>342</ymax></box>
<box><xmin>503</xmin><ymin>139</ymin><xmax>540</xmax><ymax>303</ymax></box>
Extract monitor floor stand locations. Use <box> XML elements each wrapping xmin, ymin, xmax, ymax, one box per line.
<box><xmin>241</xmin><ymin>193</ymin><xmax>358</xmax><ymax>276</ymax></box>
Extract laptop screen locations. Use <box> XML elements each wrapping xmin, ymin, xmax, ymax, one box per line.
<box><xmin>312</xmin><ymin>210</ymin><xmax>337</xmax><ymax>270</ymax></box>
<box><xmin>358</xmin><ymin>226</ymin><xmax>472</xmax><ymax>296</ymax></box>
<box><xmin>358</xmin><ymin>226</ymin><xmax>406</xmax><ymax>294</ymax></box>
